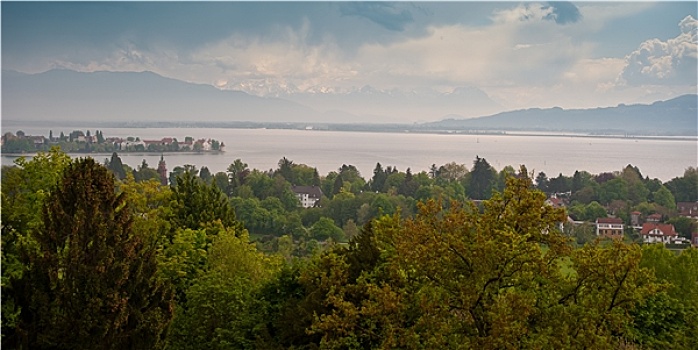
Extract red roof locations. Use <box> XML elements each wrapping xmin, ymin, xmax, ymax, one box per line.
<box><xmin>596</xmin><ymin>217</ymin><xmax>623</xmax><ymax>224</ymax></box>
<box><xmin>640</xmin><ymin>223</ymin><xmax>677</xmax><ymax>236</ymax></box>
<box><xmin>647</xmin><ymin>213</ymin><xmax>662</xmax><ymax>221</ymax></box>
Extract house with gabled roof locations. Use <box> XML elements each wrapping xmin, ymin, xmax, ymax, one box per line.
<box><xmin>640</xmin><ymin>222</ymin><xmax>678</xmax><ymax>244</ymax></box>
<box><xmin>292</xmin><ymin>185</ymin><xmax>323</xmax><ymax>208</ymax></box>
<box><xmin>596</xmin><ymin>217</ymin><xmax>624</xmax><ymax>237</ymax></box>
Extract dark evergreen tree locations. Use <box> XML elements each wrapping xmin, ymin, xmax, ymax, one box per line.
<box><xmin>107</xmin><ymin>152</ymin><xmax>126</xmax><ymax>180</ymax></box>
<box><xmin>370</xmin><ymin>163</ymin><xmax>387</xmax><ymax>192</ymax></box>
<box><xmin>332</xmin><ymin>175</ymin><xmax>344</xmax><ymax>195</ymax></box>
<box><xmin>312</xmin><ymin>168</ymin><xmax>321</xmax><ymax>187</ymax></box>
<box><xmin>277</xmin><ymin>157</ymin><xmax>295</xmax><ymax>184</ymax></box>
<box><xmin>199</xmin><ymin>166</ymin><xmax>212</xmax><ymax>184</ymax></box>
<box><xmin>12</xmin><ymin>158</ymin><xmax>174</xmax><ymax>349</ymax></box>
<box><xmin>535</xmin><ymin>171</ymin><xmax>549</xmax><ymax>193</ymax></box>
<box><xmin>468</xmin><ymin>156</ymin><xmax>495</xmax><ymax>200</ymax></box>
<box><xmin>169</xmin><ymin>171</ymin><xmax>242</xmax><ymax>233</ymax></box>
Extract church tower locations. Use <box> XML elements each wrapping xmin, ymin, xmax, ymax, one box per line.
<box><xmin>157</xmin><ymin>155</ymin><xmax>168</xmax><ymax>186</ymax></box>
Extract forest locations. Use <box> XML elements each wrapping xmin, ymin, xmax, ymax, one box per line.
<box><xmin>2</xmin><ymin>147</ymin><xmax>697</xmax><ymax>349</ymax></box>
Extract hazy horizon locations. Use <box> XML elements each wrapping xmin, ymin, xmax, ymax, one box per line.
<box><xmin>2</xmin><ymin>1</ymin><xmax>697</xmax><ymax>123</ymax></box>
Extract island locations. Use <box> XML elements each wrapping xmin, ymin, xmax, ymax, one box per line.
<box><xmin>1</xmin><ymin>129</ymin><xmax>224</xmax><ymax>153</ymax></box>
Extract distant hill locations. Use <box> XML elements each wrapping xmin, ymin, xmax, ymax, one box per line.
<box><xmin>2</xmin><ymin>69</ymin><xmax>503</xmax><ymax>124</ymax></box>
<box><xmin>2</xmin><ymin>69</ymin><xmax>324</xmax><ymax>123</ymax></box>
<box><xmin>423</xmin><ymin>95</ymin><xmax>698</xmax><ymax>136</ymax></box>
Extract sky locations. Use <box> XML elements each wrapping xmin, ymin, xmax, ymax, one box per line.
<box><xmin>2</xmin><ymin>1</ymin><xmax>697</xmax><ymax>112</ymax></box>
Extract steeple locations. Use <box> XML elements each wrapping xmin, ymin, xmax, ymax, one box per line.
<box><xmin>157</xmin><ymin>155</ymin><xmax>168</xmax><ymax>186</ymax></box>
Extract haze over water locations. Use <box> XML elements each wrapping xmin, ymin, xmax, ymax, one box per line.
<box><xmin>3</xmin><ymin>127</ymin><xmax>695</xmax><ymax>182</ymax></box>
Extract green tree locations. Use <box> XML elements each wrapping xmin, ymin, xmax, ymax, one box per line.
<box><xmin>665</xmin><ymin>167</ymin><xmax>698</xmax><ymax>202</ymax></box>
<box><xmin>370</xmin><ymin>162</ymin><xmax>387</xmax><ymax>192</ymax></box>
<box><xmin>307</xmin><ymin>169</ymin><xmax>658</xmax><ymax>349</ymax></box>
<box><xmin>168</xmin><ymin>171</ymin><xmax>241</xmax><ymax>234</ymax></box>
<box><xmin>227</xmin><ymin>158</ymin><xmax>250</xmax><ymax>195</ymax></box>
<box><xmin>199</xmin><ymin>166</ymin><xmax>212</xmax><ymax>184</ymax></box>
<box><xmin>277</xmin><ymin>157</ymin><xmax>295</xmax><ymax>184</ymax></box>
<box><xmin>536</xmin><ymin>171</ymin><xmax>550</xmax><ymax>192</ymax></box>
<box><xmin>667</xmin><ymin>216</ymin><xmax>697</xmax><ymax>239</ymax></box>
<box><xmin>166</xmin><ymin>229</ymin><xmax>281</xmax><ymax>350</ymax></box>
<box><xmin>1</xmin><ymin>148</ymin><xmax>72</xmax><ymax>342</ymax></box>
<box><xmin>653</xmin><ymin>185</ymin><xmax>676</xmax><ymax>210</ymax></box>
<box><xmin>468</xmin><ymin>156</ymin><xmax>495</xmax><ymax>199</ymax></box>
<box><xmin>11</xmin><ymin>158</ymin><xmax>174</xmax><ymax>349</ymax></box>
<box><xmin>310</xmin><ymin>217</ymin><xmax>346</xmax><ymax>242</ymax></box>
<box><xmin>107</xmin><ymin>152</ymin><xmax>127</xmax><ymax>180</ymax></box>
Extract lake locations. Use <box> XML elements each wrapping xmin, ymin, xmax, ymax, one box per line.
<box><xmin>2</xmin><ymin>127</ymin><xmax>696</xmax><ymax>182</ymax></box>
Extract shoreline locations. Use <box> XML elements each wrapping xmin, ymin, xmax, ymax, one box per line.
<box><xmin>3</xmin><ymin>123</ymin><xmax>696</xmax><ymax>143</ymax></box>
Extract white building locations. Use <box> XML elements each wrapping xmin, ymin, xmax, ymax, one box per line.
<box><xmin>640</xmin><ymin>223</ymin><xmax>678</xmax><ymax>244</ymax></box>
<box><xmin>291</xmin><ymin>185</ymin><xmax>323</xmax><ymax>208</ymax></box>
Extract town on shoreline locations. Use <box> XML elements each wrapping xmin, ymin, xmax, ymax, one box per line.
<box><xmin>1</xmin><ymin>129</ymin><xmax>224</xmax><ymax>154</ymax></box>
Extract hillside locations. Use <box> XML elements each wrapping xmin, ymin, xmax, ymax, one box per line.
<box><xmin>1</xmin><ymin>69</ymin><xmax>502</xmax><ymax>124</ymax></box>
<box><xmin>2</xmin><ymin>69</ymin><xmax>324</xmax><ymax>123</ymax></box>
<box><xmin>423</xmin><ymin>94</ymin><xmax>698</xmax><ymax>136</ymax></box>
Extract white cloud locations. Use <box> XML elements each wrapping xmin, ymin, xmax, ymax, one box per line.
<box><xmin>490</xmin><ymin>3</ymin><xmax>554</xmax><ymax>24</ymax></box>
<box><xmin>30</xmin><ymin>3</ymin><xmax>694</xmax><ymax>113</ymax></box>
<box><xmin>618</xmin><ymin>15</ymin><xmax>697</xmax><ymax>86</ymax></box>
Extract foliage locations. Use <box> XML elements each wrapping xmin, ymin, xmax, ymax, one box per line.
<box><xmin>7</xmin><ymin>158</ymin><xmax>174</xmax><ymax>349</ymax></box>
<box><xmin>1</xmin><ymin>148</ymin><xmax>72</xmax><ymax>339</ymax></box>
<box><xmin>300</xmin><ymin>169</ymin><xmax>660</xmax><ymax>349</ymax></box>
<box><xmin>167</xmin><ymin>228</ymin><xmax>281</xmax><ymax>350</ymax></box>
<box><xmin>167</xmin><ymin>171</ymin><xmax>242</xmax><ymax>233</ymax></box>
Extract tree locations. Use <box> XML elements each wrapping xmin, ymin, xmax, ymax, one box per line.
<box><xmin>653</xmin><ymin>185</ymin><xmax>676</xmax><ymax>210</ymax></box>
<box><xmin>107</xmin><ymin>152</ymin><xmax>127</xmax><ymax>180</ymax></box>
<box><xmin>277</xmin><ymin>157</ymin><xmax>295</xmax><ymax>183</ymax></box>
<box><xmin>168</xmin><ymin>171</ymin><xmax>241</xmax><ymax>234</ymax></box>
<box><xmin>306</xmin><ymin>169</ymin><xmax>659</xmax><ymax>349</ymax></box>
<box><xmin>370</xmin><ymin>162</ymin><xmax>387</xmax><ymax>192</ymax></box>
<box><xmin>11</xmin><ymin>158</ymin><xmax>174</xmax><ymax>349</ymax></box>
<box><xmin>312</xmin><ymin>168</ymin><xmax>321</xmax><ymax>187</ymax></box>
<box><xmin>166</xmin><ymin>228</ymin><xmax>281</xmax><ymax>350</ymax></box>
<box><xmin>310</xmin><ymin>217</ymin><xmax>346</xmax><ymax>242</ymax></box>
<box><xmin>665</xmin><ymin>167</ymin><xmax>698</xmax><ymax>202</ymax></box>
<box><xmin>199</xmin><ymin>166</ymin><xmax>212</xmax><ymax>184</ymax></box>
<box><xmin>332</xmin><ymin>175</ymin><xmax>344</xmax><ymax>196</ymax></box>
<box><xmin>535</xmin><ymin>171</ymin><xmax>549</xmax><ymax>192</ymax></box>
<box><xmin>468</xmin><ymin>156</ymin><xmax>495</xmax><ymax>199</ymax></box>
<box><xmin>227</xmin><ymin>159</ymin><xmax>250</xmax><ymax>195</ymax></box>
<box><xmin>667</xmin><ymin>216</ymin><xmax>697</xmax><ymax>239</ymax></box>
<box><xmin>2</xmin><ymin>148</ymin><xmax>72</xmax><ymax>343</ymax></box>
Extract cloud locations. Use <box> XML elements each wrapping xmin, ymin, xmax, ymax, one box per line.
<box><xmin>339</xmin><ymin>2</ymin><xmax>415</xmax><ymax>31</ymax></box>
<box><xmin>618</xmin><ymin>15</ymin><xmax>697</xmax><ymax>86</ymax></box>
<box><xmin>544</xmin><ymin>2</ymin><xmax>582</xmax><ymax>24</ymax></box>
<box><xmin>491</xmin><ymin>2</ymin><xmax>581</xmax><ymax>25</ymax></box>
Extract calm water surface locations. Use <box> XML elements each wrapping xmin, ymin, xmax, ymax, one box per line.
<box><xmin>2</xmin><ymin>127</ymin><xmax>696</xmax><ymax>181</ymax></box>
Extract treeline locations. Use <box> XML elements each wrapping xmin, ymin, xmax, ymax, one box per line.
<box><xmin>2</xmin><ymin>148</ymin><xmax>697</xmax><ymax>349</ymax></box>
<box><xmin>109</xmin><ymin>150</ymin><xmax>697</xmax><ymax>251</ymax></box>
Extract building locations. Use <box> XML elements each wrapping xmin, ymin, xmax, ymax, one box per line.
<box><xmin>640</xmin><ymin>223</ymin><xmax>678</xmax><ymax>244</ymax></box>
<box><xmin>291</xmin><ymin>185</ymin><xmax>323</xmax><ymax>208</ymax></box>
<box><xmin>677</xmin><ymin>202</ymin><xmax>698</xmax><ymax>219</ymax></box>
<box><xmin>646</xmin><ymin>213</ymin><xmax>662</xmax><ymax>223</ymax></box>
<box><xmin>157</xmin><ymin>155</ymin><xmax>168</xmax><ymax>186</ymax></box>
<box><xmin>596</xmin><ymin>217</ymin><xmax>624</xmax><ymax>237</ymax></box>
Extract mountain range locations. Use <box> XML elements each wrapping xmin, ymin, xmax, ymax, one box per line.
<box><xmin>1</xmin><ymin>69</ymin><xmax>500</xmax><ymax>124</ymax></box>
<box><xmin>2</xmin><ymin>69</ymin><xmax>696</xmax><ymax>135</ymax></box>
<box><xmin>422</xmin><ymin>94</ymin><xmax>697</xmax><ymax>136</ymax></box>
